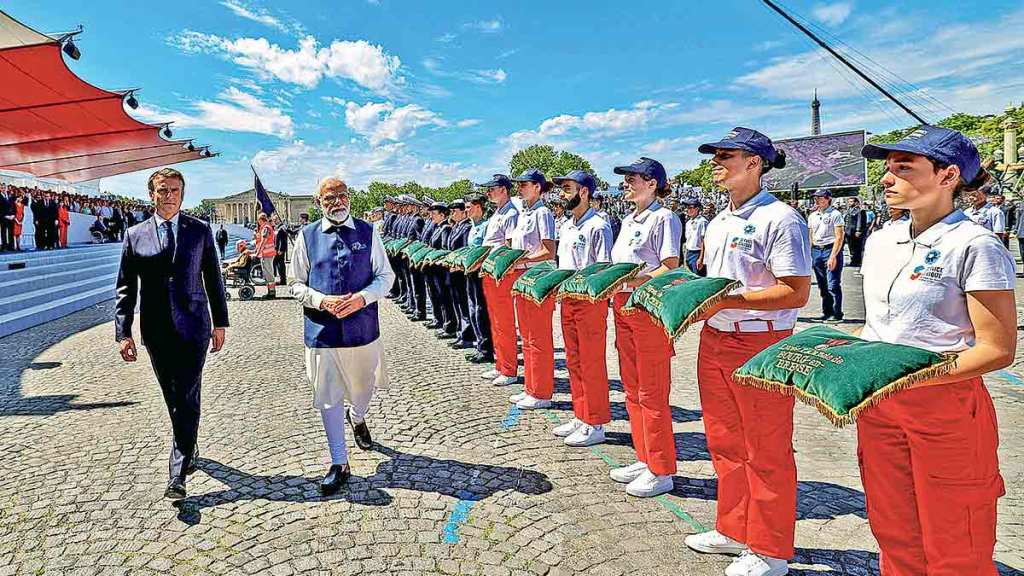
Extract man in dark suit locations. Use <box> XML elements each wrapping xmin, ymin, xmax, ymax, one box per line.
<box><xmin>215</xmin><ymin>224</ymin><xmax>228</xmax><ymax>259</ymax></box>
<box><xmin>844</xmin><ymin>197</ymin><xmax>869</xmax><ymax>267</ymax></box>
<box><xmin>0</xmin><ymin>185</ymin><xmax>13</xmax><ymax>251</ymax></box>
<box><xmin>446</xmin><ymin>200</ymin><xmax>474</xmax><ymax>349</ymax></box>
<box><xmin>114</xmin><ymin>168</ymin><xmax>229</xmax><ymax>500</ymax></box>
<box><xmin>272</xmin><ymin>214</ymin><xmax>289</xmax><ymax>287</ymax></box>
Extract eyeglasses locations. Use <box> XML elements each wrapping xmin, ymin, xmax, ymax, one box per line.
<box><xmin>321</xmin><ymin>194</ymin><xmax>348</xmax><ymax>204</ymax></box>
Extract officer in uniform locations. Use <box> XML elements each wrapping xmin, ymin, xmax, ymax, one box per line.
<box><xmin>446</xmin><ymin>200</ymin><xmax>475</xmax><ymax>349</ymax></box>
<box><xmin>425</xmin><ymin>202</ymin><xmax>456</xmax><ymax>337</ymax></box>
<box><xmin>401</xmin><ymin>196</ymin><xmax>427</xmax><ymax>321</ymax></box>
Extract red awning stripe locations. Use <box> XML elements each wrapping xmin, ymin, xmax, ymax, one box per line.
<box><xmin>53</xmin><ymin>150</ymin><xmax>211</xmax><ymax>183</ymax></box>
<box><xmin>0</xmin><ymin>128</ymin><xmax>173</xmax><ymax>167</ymax></box>
<box><xmin>9</xmin><ymin>141</ymin><xmax>192</xmax><ymax>176</ymax></box>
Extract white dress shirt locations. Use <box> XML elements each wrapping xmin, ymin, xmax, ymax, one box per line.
<box><xmin>557</xmin><ymin>208</ymin><xmax>613</xmax><ymax>270</ymax></box>
<box><xmin>153</xmin><ymin>211</ymin><xmax>180</xmax><ymax>246</ymax></box>
<box><xmin>483</xmin><ymin>201</ymin><xmax>519</xmax><ymax>247</ymax></box>
<box><xmin>807</xmin><ymin>207</ymin><xmax>844</xmax><ymax>247</ymax></box>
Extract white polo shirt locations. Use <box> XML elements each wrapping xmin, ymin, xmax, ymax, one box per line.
<box><xmin>483</xmin><ymin>201</ymin><xmax>519</xmax><ymax>247</ymax></box>
<box><xmin>610</xmin><ymin>200</ymin><xmax>682</xmax><ymax>276</ymax></box>
<box><xmin>860</xmin><ymin>210</ymin><xmax>1015</xmax><ymax>353</ymax></box>
<box><xmin>808</xmin><ymin>207</ymin><xmax>844</xmax><ymax>247</ymax></box>
<box><xmin>509</xmin><ymin>199</ymin><xmax>556</xmax><ymax>255</ymax></box>
<box><xmin>557</xmin><ymin>208</ymin><xmax>613</xmax><ymax>270</ymax></box>
<box><xmin>703</xmin><ymin>190</ymin><xmax>811</xmax><ymax>331</ymax></box>
<box><xmin>963</xmin><ymin>204</ymin><xmax>1004</xmax><ymax>233</ymax></box>
<box><xmin>685</xmin><ymin>215</ymin><xmax>708</xmax><ymax>252</ymax></box>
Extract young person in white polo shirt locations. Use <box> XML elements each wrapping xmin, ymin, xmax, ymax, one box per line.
<box><xmin>550</xmin><ymin>170</ymin><xmax>614</xmax><ymax>447</ymax></box>
<box><xmin>506</xmin><ymin>169</ymin><xmax>558</xmax><ymax>409</ymax></box>
<box><xmin>807</xmin><ymin>189</ymin><xmax>845</xmax><ymax>322</ymax></box>
<box><xmin>477</xmin><ymin>175</ymin><xmax>521</xmax><ymax>387</ymax></box>
<box><xmin>683</xmin><ymin>197</ymin><xmax>708</xmax><ymax>276</ymax></box>
<box><xmin>606</xmin><ymin>157</ymin><xmax>683</xmax><ymax>498</ymax></box>
<box><xmin>683</xmin><ymin>128</ymin><xmax>811</xmax><ymax>576</ymax></box>
<box><xmin>857</xmin><ymin>126</ymin><xmax>1016</xmax><ymax>575</ymax></box>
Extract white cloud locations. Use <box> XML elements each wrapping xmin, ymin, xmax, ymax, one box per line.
<box><xmin>507</xmin><ymin>101</ymin><xmax>674</xmax><ymax>147</ymax></box>
<box><xmin>463</xmin><ymin>19</ymin><xmax>503</xmax><ymax>33</ymax></box>
<box><xmin>170</xmin><ymin>31</ymin><xmax>402</xmax><ymax>94</ymax></box>
<box><xmin>436</xmin><ymin>33</ymin><xmax>457</xmax><ymax>43</ymax></box>
<box><xmin>251</xmin><ymin>140</ymin><xmax>480</xmax><ymax>190</ymax></box>
<box><xmin>469</xmin><ymin>68</ymin><xmax>507</xmax><ymax>84</ymax></box>
<box><xmin>812</xmin><ymin>2</ymin><xmax>853</xmax><ymax>26</ymax></box>
<box><xmin>342</xmin><ymin>101</ymin><xmax>447</xmax><ymax>145</ymax></box>
<box><xmin>456</xmin><ymin>119</ymin><xmax>482</xmax><ymax>128</ymax></box>
<box><xmin>135</xmin><ymin>87</ymin><xmax>294</xmax><ymax>139</ymax></box>
<box><xmin>219</xmin><ymin>0</ymin><xmax>285</xmax><ymax>32</ymax></box>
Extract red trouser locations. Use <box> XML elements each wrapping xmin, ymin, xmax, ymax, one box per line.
<box><xmin>612</xmin><ymin>293</ymin><xmax>676</xmax><ymax>475</ymax></box>
<box><xmin>560</xmin><ymin>299</ymin><xmax>611</xmax><ymax>425</ymax></box>
<box><xmin>514</xmin><ymin>294</ymin><xmax>555</xmax><ymax>400</ymax></box>
<box><xmin>697</xmin><ymin>325</ymin><xmax>796</xmax><ymax>559</ymax></box>
<box><xmin>483</xmin><ymin>271</ymin><xmax>522</xmax><ymax>377</ymax></box>
<box><xmin>857</xmin><ymin>377</ymin><xmax>1003</xmax><ymax>576</ymax></box>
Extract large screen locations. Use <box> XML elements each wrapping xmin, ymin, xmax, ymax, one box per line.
<box><xmin>762</xmin><ymin>130</ymin><xmax>867</xmax><ymax>193</ymax></box>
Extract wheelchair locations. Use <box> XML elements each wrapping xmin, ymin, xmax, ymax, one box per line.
<box><xmin>222</xmin><ymin>263</ymin><xmax>257</xmax><ymax>301</ymax></box>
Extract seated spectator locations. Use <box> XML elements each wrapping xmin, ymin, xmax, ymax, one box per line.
<box><xmin>89</xmin><ymin>215</ymin><xmax>107</xmax><ymax>243</ymax></box>
<box><xmin>222</xmin><ymin>240</ymin><xmax>252</xmax><ymax>272</ymax></box>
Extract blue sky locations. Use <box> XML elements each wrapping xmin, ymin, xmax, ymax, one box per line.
<box><xmin>8</xmin><ymin>0</ymin><xmax>1024</xmax><ymax>206</ymax></box>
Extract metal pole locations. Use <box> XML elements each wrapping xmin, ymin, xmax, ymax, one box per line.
<box><xmin>760</xmin><ymin>0</ymin><xmax>929</xmax><ymax>125</ymax></box>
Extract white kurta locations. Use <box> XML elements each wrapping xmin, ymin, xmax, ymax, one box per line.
<box><xmin>289</xmin><ymin>217</ymin><xmax>396</xmax><ymax>411</ymax></box>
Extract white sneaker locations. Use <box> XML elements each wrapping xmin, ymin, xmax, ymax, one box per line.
<box><xmin>609</xmin><ymin>461</ymin><xmax>648</xmax><ymax>484</ymax></box>
<box><xmin>552</xmin><ymin>418</ymin><xmax>583</xmax><ymax>438</ymax></box>
<box><xmin>509</xmin><ymin>391</ymin><xmax>527</xmax><ymax>404</ymax></box>
<box><xmin>492</xmin><ymin>375</ymin><xmax>518</xmax><ymax>386</ymax></box>
<box><xmin>725</xmin><ymin>551</ymin><xmax>788</xmax><ymax>576</ymax></box>
<box><xmin>625</xmin><ymin>469</ymin><xmax>674</xmax><ymax>497</ymax></box>
<box><xmin>564</xmin><ymin>424</ymin><xmax>605</xmax><ymax>447</ymax></box>
<box><xmin>480</xmin><ymin>368</ymin><xmax>500</xmax><ymax>380</ymax></box>
<box><xmin>684</xmin><ymin>530</ymin><xmax>747</xmax><ymax>555</ymax></box>
<box><xmin>515</xmin><ymin>395</ymin><xmax>552</xmax><ymax>409</ymax></box>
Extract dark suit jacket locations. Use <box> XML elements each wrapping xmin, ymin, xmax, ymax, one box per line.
<box><xmin>115</xmin><ymin>213</ymin><xmax>229</xmax><ymax>347</ymax></box>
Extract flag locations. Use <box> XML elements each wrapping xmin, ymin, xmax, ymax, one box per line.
<box><xmin>252</xmin><ymin>166</ymin><xmax>276</xmax><ymax>216</ymax></box>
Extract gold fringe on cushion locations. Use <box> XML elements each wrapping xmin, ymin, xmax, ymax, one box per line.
<box><xmin>670</xmin><ymin>280</ymin><xmax>742</xmax><ymax>340</ymax></box>
<box><xmin>732</xmin><ymin>353</ymin><xmax>958</xmax><ymax>428</ymax></box>
<box><xmin>557</xmin><ymin>264</ymin><xmax>644</xmax><ymax>304</ymax></box>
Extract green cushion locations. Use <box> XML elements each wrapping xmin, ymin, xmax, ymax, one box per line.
<box><xmin>732</xmin><ymin>325</ymin><xmax>958</xmax><ymax>427</ymax></box>
<box><xmin>511</xmin><ymin>262</ymin><xmax>576</xmax><ymax>304</ymax></box>
<box><xmin>459</xmin><ymin>245</ymin><xmax>493</xmax><ymax>273</ymax></box>
<box><xmin>409</xmin><ymin>245</ymin><xmax>436</xmax><ymax>267</ymax></box>
<box><xmin>385</xmin><ymin>238</ymin><xmax>411</xmax><ymax>256</ymax></box>
<box><xmin>622</xmin><ymin>268</ymin><xmax>741</xmax><ymax>341</ymax></box>
<box><xmin>440</xmin><ymin>248</ymin><xmax>466</xmax><ymax>269</ymax></box>
<box><xmin>557</xmin><ymin>262</ymin><xmax>643</xmax><ymax>302</ymax></box>
<box><xmin>422</xmin><ymin>248</ymin><xmax>451</xmax><ymax>267</ymax></box>
<box><xmin>401</xmin><ymin>240</ymin><xmax>427</xmax><ymax>258</ymax></box>
<box><xmin>481</xmin><ymin>246</ymin><xmax>528</xmax><ymax>282</ymax></box>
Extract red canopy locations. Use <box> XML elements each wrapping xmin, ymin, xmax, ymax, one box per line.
<box><xmin>0</xmin><ymin>11</ymin><xmax>213</xmax><ymax>182</ymax></box>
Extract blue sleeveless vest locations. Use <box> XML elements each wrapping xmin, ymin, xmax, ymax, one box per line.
<box><xmin>302</xmin><ymin>218</ymin><xmax>380</xmax><ymax>348</ymax></box>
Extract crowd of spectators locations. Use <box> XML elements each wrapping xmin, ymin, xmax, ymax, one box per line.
<box><xmin>0</xmin><ymin>183</ymin><xmax>153</xmax><ymax>251</ymax></box>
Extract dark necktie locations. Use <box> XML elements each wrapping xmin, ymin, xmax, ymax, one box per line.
<box><xmin>162</xmin><ymin>221</ymin><xmax>176</xmax><ymax>257</ymax></box>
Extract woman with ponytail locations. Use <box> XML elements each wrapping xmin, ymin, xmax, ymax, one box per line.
<box><xmin>854</xmin><ymin>126</ymin><xmax>1015</xmax><ymax>575</ymax></box>
<box><xmin>605</xmin><ymin>157</ymin><xmax>682</xmax><ymax>498</ymax></box>
<box><xmin>684</xmin><ymin>128</ymin><xmax>811</xmax><ymax>576</ymax></box>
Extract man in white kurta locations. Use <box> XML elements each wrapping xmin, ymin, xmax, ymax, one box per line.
<box><xmin>289</xmin><ymin>178</ymin><xmax>395</xmax><ymax>493</ymax></box>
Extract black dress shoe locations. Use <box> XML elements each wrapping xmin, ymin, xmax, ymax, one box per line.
<box><xmin>437</xmin><ymin>331</ymin><xmax>458</xmax><ymax>340</ymax></box>
<box><xmin>165</xmin><ymin>480</ymin><xmax>186</xmax><ymax>500</ymax></box>
<box><xmin>425</xmin><ymin>321</ymin><xmax>442</xmax><ymax>329</ymax></box>
<box><xmin>412</xmin><ymin>314</ymin><xmax>428</xmax><ymax>322</ymax></box>
<box><xmin>346</xmin><ymin>409</ymin><xmax>373</xmax><ymax>450</ymax></box>
<box><xmin>319</xmin><ymin>464</ymin><xmax>351</xmax><ymax>495</ymax></box>
<box><xmin>449</xmin><ymin>340</ymin><xmax>473</xmax><ymax>350</ymax></box>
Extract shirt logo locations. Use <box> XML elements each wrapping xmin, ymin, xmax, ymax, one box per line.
<box><xmin>924</xmin><ymin>249</ymin><xmax>940</xmax><ymax>265</ymax></box>
<box><xmin>573</xmin><ymin>233</ymin><xmax>586</xmax><ymax>251</ymax></box>
<box><xmin>351</xmin><ymin>241</ymin><xmax>367</xmax><ymax>251</ymax></box>
<box><xmin>729</xmin><ymin>236</ymin><xmax>754</xmax><ymax>252</ymax></box>
<box><xmin>743</xmin><ymin>224</ymin><xmax>756</xmax><ymax>235</ymax></box>
<box><xmin>628</xmin><ymin>229</ymin><xmax>643</xmax><ymax>247</ymax></box>
<box><xmin>910</xmin><ymin>263</ymin><xmax>943</xmax><ymax>282</ymax></box>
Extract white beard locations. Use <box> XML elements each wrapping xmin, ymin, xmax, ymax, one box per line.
<box><xmin>326</xmin><ymin>207</ymin><xmax>349</xmax><ymax>223</ymax></box>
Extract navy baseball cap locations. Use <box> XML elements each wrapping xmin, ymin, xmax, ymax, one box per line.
<box><xmin>552</xmin><ymin>170</ymin><xmax>598</xmax><ymax>194</ymax></box>
<box><xmin>613</xmin><ymin>157</ymin><xmax>667</xmax><ymax>189</ymax></box>
<box><xmin>680</xmin><ymin>197</ymin><xmax>701</xmax><ymax>207</ymax></box>
<box><xmin>429</xmin><ymin>202</ymin><xmax>448</xmax><ymax>212</ymax></box>
<box><xmin>699</xmin><ymin>127</ymin><xmax>781</xmax><ymax>168</ymax></box>
<box><xmin>448</xmin><ymin>199</ymin><xmax>466</xmax><ymax>210</ymax></box>
<box><xmin>478</xmin><ymin>174</ymin><xmax>513</xmax><ymax>189</ymax></box>
<box><xmin>811</xmin><ymin>189</ymin><xmax>832</xmax><ymax>198</ymax></box>
<box><xmin>861</xmin><ymin>125</ymin><xmax>981</xmax><ymax>183</ymax></box>
<box><xmin>513</xmin><ymin>168</ymin><xmax>549</xmax><ymax>186</ymax></box>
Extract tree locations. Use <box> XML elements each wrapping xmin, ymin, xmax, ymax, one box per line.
<box><xmin>508</xmin><ymin>144</ymin><xmax>606</xmax><ymax>188</ymax></box>
<box><xmin>672</xmin><ymin>159</ymin><xmax>716</xmax><ymax>193</ymax></box>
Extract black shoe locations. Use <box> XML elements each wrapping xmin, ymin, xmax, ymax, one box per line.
<box><xmin>262</xmin><ymin>292</ymin><xmax>276</xmax><ymax>300</ymax></box>
<box><xmin>346</xmin><ymin>408</ymin><xmax>373</xmax><ymax>450</ymax></box>
<box><xmin>412</xmin><ymin>314</ymin><xmax>428</xmax><ymax>322</ymax></box>
<box><xmin>826</xmin><ymin>315</ymin><xmax>844</xmax><ymax>324</ymax></box>
<box><xmin>818</xmin><ymin>314</ymin><xmax>832</xmax><ymax>322</ymax></box>
<box><xmin>319</xmin><ymin>464</ymin><xmax>351</xmax><ymax>495</ymax></box>
<box><xmin>425</xmin><ymin>321</ymin><xmax>442</xmax><ymax>330</ymax></box>
<box><xmin>164</xmin><ymin>480</ymin><xmax>186</xmax><ymax>500</ymax></box>
<box><xmin>437</xmin><ymin>331</ymin><xmax>458</xmax><ymax>340</ymax></box>
<box><xmin>449</xmin><ymin>340</ymin><xmax>473</xmax><ymax>350</ymax></box>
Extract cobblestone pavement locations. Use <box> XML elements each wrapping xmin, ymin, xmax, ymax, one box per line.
<box><xmin>1</xmin><ymin>269</ymin><xmax>1022</xmax><ymax>576</ymax></box>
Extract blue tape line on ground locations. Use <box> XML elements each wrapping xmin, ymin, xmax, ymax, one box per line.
<box><xmin>442</xmin><ymin>499</ymin><xmax>476</xmax><ymax>544</ymax></box>
<box><xmin>501</xmin><ymin>405</ymin><xmax>522</xmax><ymax>430</ymax></box>
<box><xmin>995</xmin><ymin>369</ymin><xmax>1023</xmax><ymax>386</ymax></box>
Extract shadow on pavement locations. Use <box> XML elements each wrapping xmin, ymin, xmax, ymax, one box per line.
<box><xmin>176</xmin><ymin>444</ymin><xmax>553</xmax><ymax>524</ymax></box>
<box><xmin>550</xmin><ymin>401</ymin><xmax>702</xmax><ymax>424</ymax></box>
<box><xmin>789</xmin><ymin>547</ymin><xmax>1022</xmax><ymax>576</ymax></box>
<box><xmin>671</xmin><ymin>476</ymin><xmax>867</xmax><ymax>521</ymax></box>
